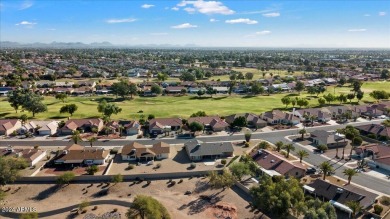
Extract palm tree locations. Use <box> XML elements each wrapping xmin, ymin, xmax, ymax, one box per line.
<box><xmin>345</xmin><ymin>201</ymin><xmax>362</xmax><ymax>218</ymax></box>
<box><xmin>343</xmin><ymin>168</ymin><xmax>358</xmax><ymax>184</ymax></box>
<box><xmin>299</xmin><ymin>129</ymin><xmax>307</xmax><ymax>140</ymax></box>
<box><xmin>257</xmin><ymin>141</ymin><xmax>270</xmax><ymax>150</ymax></box>
<box><xmin>283</xmin><ymin>143</ymin><xmax>295</xmax><ymax>158</ymax></box>
<box><xmin>319</xmin><ymin>161</ymin><xmax>334</xmax><ymax>180</ymax></box>
<box><xmin>71</xmin><ymin>130</ymin><xmax>82</xmax><ymax>144</ymax></box>
<box><xmin>88</xmin><ymin>137</ymin><xmax>97</xmax><ymax>147</ymax></box>
<box><xmin>275</xmin><ymin>141</ymin><xmax>284</xmax><ymax>152</ymax></box>
<box><xmin>297</xmin><ymin>150</ymin><xmax>309</xmax><ymax>163</ymax></box>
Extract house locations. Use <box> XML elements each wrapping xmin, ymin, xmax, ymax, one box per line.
<box><xmin>118</xmin><ymin>120</ymin><xmax>141</xmax><ymax>135</ymax></box>
<box><xmin>0</xmin><ymin>87</ymin><xmax>13</xmax><ymax>96</ymax></box>
<box><xmin>0</xmin><ymin>147</ymin><xmax>47</xmax><ymax>166</ymax></box>
<box><xmin>149</xmin><ymin>118</ymin><xmax>182</xmax><ymax>134</ymax></box>
<box><xmin>355</xmin><ymin>124</ymin><xmax>390</xmax><ymax>141</ymax></box>
<box><xmin>54</xmin><ymin>144</ymin><xmax>109</xmax><ymax>166</ymax></box>
<box><xmin>187</xmin><ymin>116</ymin><xmax>229</xmax><ymax>132</ymax></box>
<box><xmin>127</xmin><ymin>68</ymin><xmax>149</xmax><ymax>77</ymax></box>
<box><xmin>305</xmin><ymin>179</ymin><xmax>378</xmax><ymax>215</ymax></box>
<box><xmin>121</xmin><ymin>142</ymin><xmax>170</xmax><ymax>161</ymax></box>
<box><xmin>260</xmin><ymin>110</ymin><xmax>300</xmax><ymax>125</ymax></box>
<box><xmin>212</xmin><ymin>86</ymin><xmax>229</xmax><ymax>94</ymax></box>
<box><xmin>0</xmin><ymin>119</ymin><xmax>22</xmax><ymax>136</ymax></box>
<box><xmin>165</xmin><ymin>86</ymin><xmax>186</xmax><ymax>94</ymax></box>
<box><xmin>225</xmin><ymin>113</ymin><xmax>267</xmax><ymax>129</ymax></box>
<box><xmin>355</xmin><ymin>144</ymin><xmax>390</xmax><ymax>171</ymax></box>
<box><xmin>184</xmin><ymin>139</ymin><xmax>234</xmax><ymax>161</ymax></box>
<box><xmin>293</xmin><ymin>108</ymin><xmax>331</xmax><ymax>123</ymax></box>
<box><xmin>60</xmin><ymin>118</ymin><xmax>104</xmax><ymax>135</ymax></box>
<box><xmin>251</xmin><ymin>149</ymin><xmax>306</xmax><ymax>178</ymax></box>
<box><xmin>19</xmin><ymin>121</ymin><xmax>58</xmax><ymax>136</ymax></box>
<box><xmin>310</xmin><ymin>130</ymin><xmax>347</xmax><ymax>148</ymax></box>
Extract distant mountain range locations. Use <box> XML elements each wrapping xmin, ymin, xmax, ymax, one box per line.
<box><xmin>0</xmin><ymin>41</ymin><xmax>200</xmax><ymax>49</ymax></box>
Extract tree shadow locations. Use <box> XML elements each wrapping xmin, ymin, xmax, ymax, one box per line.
<box><xmin>242</xmin><ymin>95</ymin><xmax>256</xmax><ymax>99</ymax></box>
<box><xmin>212</xmin><ymin>96</ymin><xmax>228</xmax><ymax>100</ymax></box>
<box><xmin>91</xmin><ymin>188</ymin><xmax>109</xmax><ymax>198</ymax></box>
<box><xmin>31</xmin><ymin>184</ymin><xmax>61</xmax><ymax>201</ymax></box>
<box><xmin>0</xmin><ymin>113</ymin><xmax>11</xmax><ymax>118</ymax></box>
<box><xmin>186</xmin><ymin>193</ymin><xmax>224</xmax><ymax>215</ymax></box>
<box><xmin>49</xmin><ymin>116</ymin><xmax>68</xmax><ymax>119</ymax></box>
<box><xmin>189</xmin><ymin>96</ymin><xmax>212</xmax><ymax>100</ymax></box>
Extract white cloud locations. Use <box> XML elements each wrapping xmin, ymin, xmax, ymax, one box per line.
<box><xmin>19</xmin><ymin>0</ymin><xmax>33</xmax><ymax>10</ymax></box>
<box><xmin>379</xmin><ymin>12</ymin><xmax>386</xmax><ymax>16</ymax></box>
<box><xmin>225</xmin><ymin>18</ymin><xmax>258</xmax><ymax>25</ymax></box>
<box><xmin>177</xmin><ymin>0</ymin><xmax>234</xmax><ymax>15</ymax></box>
<box><xmin>171</xmin><ymin>23</ymin><xmax>198</xmax><ymax>29</ymax></box>
<box><xmin>171</xmin><ymin>7</ymin><xmax>179</xmax><ymax>11</ymax></box>
<box><xmin>255</xmin><ymin>30</ymin><xmax>271</xmax><ymax>35</ymax></box>
<box><xmin>150</xmin><ymin>32</ymin><xmax>168</xmax><ymax>35</ymax></box>
<box><xmin>348</xmin><ymin>29</ymin><xmax>367</xmax><ymax>32</ymax></box>
<box><xmin>141</xmin><ymin>4</ymin><xmax>154</xmax><ymax>9</ymax></box>
<box><xmin>364</xmin><ymin>14</ymin><xmax>371</xmax><ymax>17</ymax></box>
<box><xmin>15</xmin><ymin>21</ymin><xmax>36</xmax><ymax>25</ymax></box>
<box><xmin>184</xmin><ymin>7</ymin><xmax>196</xmax><ymax>13</ymax></box>
<box><xmin>209</xmin><ymin>18</ymin><xmax>219</xmax><ymax>22</ymax></box>
<box><xmin>262</xmin><ymin>12</ymin><xmax>280</xmax><ymax>17</ymax></box>
<box><xmin>105</xmin><ymin>18</ymin><xmax>137</xmax><ymax>24</ymax></box>
<box><xmin>47</xmin><ymin>28</ymin><xmax>56</xmax><ymax>31</ymax></box>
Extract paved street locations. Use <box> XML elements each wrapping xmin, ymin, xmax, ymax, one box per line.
<box><xmin>1</xmin><ymin>119</ymin><xmax>389</xmax><ymax>195</ymax></box>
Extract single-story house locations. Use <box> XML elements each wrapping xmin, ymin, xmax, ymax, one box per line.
<box><xmin>184</xmin><ymin>139</ymin><xmax>234</xmax><ymax>161</ymax></box>
<box><xmin>19</xmin><ymin>121</ymin><xmax>58</xmax><ymax>136</ymax></box>
<box><xmin>260</xmin><ymin>110</ymin><xmax>300</xmax><ymax>125</ymax></box>
<box><xmin>251</xmin><ymin>149</ymin><xmax>306</xmax><ymax>178</ymax></box>
<box><xmin>118</xmin><ymin>120</ymin><xmax>141</xmax><ymax>135</ymax></box>
<box><xmin>54</xmin><ymin>144</ymin><xmax>109</xmax><ymax>166</ymax></box>
<box><xmin>0</xmin><ymin>119</ymin><xmax>22</xmax><ymax>136</ymax></box>
<box><xmin>355</xmin><ymin>124</ymin><xmax>390</xmax><ymax>141</ymax></box>
<box><xmin>355</xmin><ymin>144</ymin><xmax>390</xmax><ymax>171</ymax></box>
<box><xmin>225</xmin><ymin>113</ymin><xmax>267</xmax><ymax>129</ymax></box>
<box><xmin>0</xmin><ymin>87</ymin><xmax>13</xmax><ymax>96</ymax></box>
<box><xmin>187</xmin><ymin>116</ymin><xmax>229</xmax><ymax>132</ymax></box>
<box><xmin>0</xmin><ymin>147</ymin><xmax>47</xmax><ymax>166</ymax></box>
<box><xmin>121</xmin><ymin>142</ymin><xmax>170</xmax><ymax>161</ymax></box>
<box><xmin>305</xmin><ymin>179</ymin><xmax>378</xmax><ymax>215</ymax></box>
<box><xmin>293</xmin><ymin>108</ymin><xmax>331</xmax><ymax>123</ymax></box>
<box><xmin>165</xmin><ymin>86</ymin><xmax>186</xmax><ymax>94</ymax></box>
<box><xmin>60</xmin><ymin>118</ymin><xmax>104</xmax><ymax>135</ymax></box>
<box><xmin>149</xmin><ymin>118</ymin><xmax>182</xmax><ymax>134</ymax></box>
<box><xmin>310</xmin><ymin>130</ymin><xmax>347</xmax><ymax>148</ymax></box>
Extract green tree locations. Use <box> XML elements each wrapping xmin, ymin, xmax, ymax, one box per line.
<box><xmin>59</xmin><ymin>104</ymin><xmax>78</xmax><ymax>116</ymax></box>
<box><xmin>370</xmin><ymin>90</ymin><xmax>389</xmax><ymax>101</ymax></box>
<box><xmin>297</xmin><ymin>150</ymin><xmax>309</xmax><ymax>163</ymax></box>
<box><xmin>299</xmin><ymin>129</ymin><xmax>307</xmax><ymax>140</ymax></box>
<box><xmin>319</xmin><ymin>162</ymin><xmax>334</xmax><ymax>180</ymax></box>
<box><xmin>190</xmin><ymin>111</ymin><xmax>207</xmax><ymax>117</ymax></box>
<box><xmin>129</xmin><ymin>83</ymin><xmax>138</xmax><ymax>99</ymax></box>
<box><xmin>157</xmin><ymin>72</ymin><xmax>168</xmax><ymax>82</ymax></box>
<box><xmin>345</xmin><ymin>201</ymin><xmax>362</xmax><ymax>219</ymax></box>
<box><xmin>111</xmin><ymin>80</ymin><xmax>130</xmax><ymax>99</ymax></box>
<box><xmin>205</xmin><ymin>86</ymin><xmax>217</xmax><ymax>97</ymax></box>
<box><xmin>71</xmin><ymin>130</ymin><xmax>82</xmax><ymax>144</ymax></box>
<box><xmin>318</xmin><ymin>97</ymin><xmax>326</xmax><ymax>106</ymax></box>
<box><xmin>245</xmin><ymin>72</ymin><xmax>254</xmax><ymax>80</ymax></box>
<box><xmin>188</xmin><ymin>122</ymin><xmax>204</xmax><ymax>133</ymax></box>
<box><xmin>56</xmin><ymin>172</ymin><xmax>75</xmax><ymax>185</ymax></box>
<box><xmin>88</xmin><ymin>137</ymin><xmax>97</xmax><ymax>147</ymax></box>
<box><xmin>112</xmin><ymin>174</ymin><xmax>123</xmax><ymax>184</ymax></box>
<box><xmin>98</xmin><ymin>102</ymin><xmax>122</xmax><ymax>119</ymax></box>
<box><xmin>20</xmin><ymin>114</ymin><xmax>28</xmax><ymax>125</ymax></box>
<box><xmin>275</xmin><ymin>141</ymin><xmax>284</xmax><ymax>152</ymax></box>
<box><xmin>283</xmin><ymin>143</ymin><xmax>295</xmax><ymax>158</ymax></box>
<box><xmin>347</xmin><ymin>93</ymin><xmax>355</xmax><ymax>103</ymax></box>
<box><xmin>257</xmin><ymin>141</ymin><xmax>270</xmax><ymax>150</ymax></box>
<box><xmin>251</xmin><ymin>82</ymin><xmax>264</xmax><ymax>95</ymax></box>
<box><xmin>208</xmin><ymin>169</ymin><xmax>235</xmax><ymax>189</ymax></box>
<box><xmin>295</xmin><ymin>81</ymin><xmax>305</xmax><ymax>94</ymax></box>
<box><xmin>229</xmin><ymin>162</ymin><xmax>251</xmax><ymax>181</ymax></box>
<box><xmin>356</xmin><ymin>90</ymin><xmax>364</xmax><ymax>103</ymax></box>
<box><xmin>7</xmin><ymin>88</ymin><xmax>25</xmax><ymax>113</ymax></box>
<box><xmin>281</xmin><ymin>96</ymin><xmax>291</xmax><ymax>108</ymax></box>
<box><xmin>55</xmin><ymin>93</ymin><xmax>68</xmax><ymax>103</ymax></box>
<box><xmin>150</xmin><ymin>84</ymin><xmax>162</xmax><ymax>95</ymax></box>
<box><xmin>323</xmin><ymin>93</ymin><xmax>335</xmax><ymax>105</ymax></box>
<box><xmin>352</xmin><ymin>80</ymin><xmax>363</xmax><ymax>95</ymax></box>
<box><xmin>343</xmin><ymin>168</ymin><xmax>358</xmax><ymax>184</ymax></box>
<box><xmin>179</xmin><ymin>72</ymin><xmax>196</xmax><ymax>81</ymax></box>
<box><xmin>22</xmin><ymin>93</ymin><xmax>47</xmax><ymax>117</ymax></box>
<box><xmin>232</xmin><ymin>116</ymin><xmax>247</xmax><ymax>128</ymax></box>
<box><xmin>197</xmin><ymin>89</ymin><xmax>205</xmax><ymax>97</ymax></box>
<box><xmin>0</xmin><ymin>157</ymin><xmax>28</xmax><ymax>186</ymax></box>
<box><xmin>86</xmin><ymin>165</ymin><xmax>99</xmax><ymax>175</ymax></box>
<box><xmin>126</xmin><ymin>195</ymin><xmax>171</xmax><ymax>219</ymax></box>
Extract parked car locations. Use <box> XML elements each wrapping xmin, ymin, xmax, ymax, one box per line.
<box><xmin>306</xmin><ymin>167</ymin><xmax>317</xmax><ymax>174</ymax></box>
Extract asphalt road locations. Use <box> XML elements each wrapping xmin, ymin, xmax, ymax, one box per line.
<box><xmin>1</xmin><ymin>119</ymin><xmax>389</xmax><ymax>195</ymax></box>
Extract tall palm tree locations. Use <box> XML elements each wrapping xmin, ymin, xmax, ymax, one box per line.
<box><xmin>88</xmin><ymin>137</ymin><xmax>97</xmax><ymax>147</ymax></box>
<box><xmin>71</xmin><ymin>130</ymin><xmax>82</xmax><ymax>144</ymax></box>
<box><xmin>319</xmin><ymin>161</ymin><xmax>334</xmax><ymax>180</ymax></box>
<box><xmin>275</xmin><ymin>141</ymin><xmax>284</xmax><ymax>152</ymax></box>
<box><xmin>283</xmin><ymin>143</ymin><xmax>295</xmax><ymax>158</ymax></box>
<box><xmin>345</xmin><ymin>201</ymin><xmax>362</xmax><ymax>219</ymax></box>
<box><xmin>297</xmin><ymin>150</ymin><xmax>309</xmax><ymax>163</ymax></box>
<box><xmin>299</xmin><ymin>129</ymin><xmax>307</xmax><ymax>140</ymax></box>
<box><xmin>343</xmin><ymin>168</ymin><xmax>358</xmax><ymax>184</ymax></box>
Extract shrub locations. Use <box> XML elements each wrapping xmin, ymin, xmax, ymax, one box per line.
<box><xmin>190</xmin><ymin>163</ymin><xmax>196</xmax><ymax>169</ymax></box>
<box><xmin>110</xmin><ymin>148</ymin><xmax>118</xmax><ymax>154</ymax></box>
<box><xmin>244</xmin><ymin>142</ymin><xmax>250</xmax><ymax>148</ymax></box>
<box><xmin>81</xmin><ymin>209</ymin><xmax>87</xmax><ymax>214</ymax></box>
<box><xmin>92</xmin><ymin>206</ymin><xmax>98</xmax><ymax>211</ymax></box>
<box><xmin>156</xmin><ymin>163</ymin><xmax>161</xmax><ymax>169</ymax></box>
<box><xmin>127</xmin><ymin>164</ymin><xmax>135</xmax><ymax>170</ymax></box>
<box><xmin>317</xmin><ymin>144</ymin><xmax>329</xmax><ymax>152</ymax></box>
<box><xmin>178</xmin><ymin>179</ymin><xmax>183</xmax><ymax>184</ymax></box>
<box><xmin>221</xmin><ymin>159</ymin><xmax>227</xmax><ymax>165</ymax></box>
<box><xmin>380</xmin><ymin>196</ymin><xmax>390</xmax><ymax>206</ymax></box>
<box><xmin>113</xmin><ymin>208</ymin><xmax>118</xmax><ymax>212</ymax></box>
<box><xmin>374</xmin><ymin>204</ymin><xmax>383</xmax><ymax>214</ymax></box>
<box><xmin>170</xmin><ymin>181</ymin><xmax>176</xmax><ymax>186</ymax></box>
<box><xmin>280</xmin><ymin>151</ymin><xmax>287</xmax><ymax>156</ymax></box>
<box><xmin>367</xmin><ymin>133</ymin><xmax>377</xmax><ymax>139</ymax></box>
<box><xmin>353</xmin><ymin>136</ymin><xmax>363</xmax><ymax>145</ymax></box>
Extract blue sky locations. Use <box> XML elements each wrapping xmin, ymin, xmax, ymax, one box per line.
<box><xmin>1</xmin><ymin>0</ymin><xmax>389</xmax><ymax>48</ymax></box>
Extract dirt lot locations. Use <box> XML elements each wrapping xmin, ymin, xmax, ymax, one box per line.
<box><xmin>0</xmin><ymin>178</ymin><xmax>260</xmax><ymax>219</ymax></box>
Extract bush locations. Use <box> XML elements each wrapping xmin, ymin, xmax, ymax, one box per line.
<box><xmin>156</xmin><ymin>163</ymin><xmax>161</xmax><ymax>169</ymax></box>
<box><xmin>127</xmin><ymin>164</ymin><xmax>135</xmax><ymax>170</ymax></box>
<box><xmin>190</xmin><ymin>163</ymin><xmax>196</xmax><ymax>169</ymax></box>
<box><xmin>221</xmin><ymin>159</ymin><xmax>227</xmax><ymax>165</ymax></box>
<box><xmin>178</xmin><ymin>179</ymin><xmax>183</xmax><ymax>184</ymax></box>
<box><xmin>113</xmin><ymin>208</ymin><xmax>118</xmax><ymax>212</ymax></box>
<box><xmin>380</xmin><ymin>196</ymin><xmax>390</xmax><ymax>206</ymax></box>
<box><xmin>92</xmin><ymin>206</ymin><xmax>98</xmax><ymax>211</ymax></box>
<box><xmin>367</xmin><ymin>133</ymin><xmax>377</xmax><ymax>139</ymax></box>
<box><xmin>374</xmin><ymin>204</ymin><xmax>383</xmax><ymax>214</ymax></box>
<box><xmin>317</xmin><ymin>144</ymin><xmax>329</xmax><ymax>152</ymax></box>
<box><xmin>244</xmin><ymin>142</ymin><xmax>250</xmax><ymax>147</ymax></box>
<box><xmin>170</xmin><ymin>181</ymin><xmax>176</xmax><ymax>186</ymax></box>
<box><xmin>345</xmin><ymin>132</ymin><xmax>355</xmax><ymax>140</ymax></box>
<box><xmin>353</xmin><ymin>136</ymin><xmax>363</xmax><ymax>145</ymax></box>
<box><xmin>110</xmin><ymin>148</ymin><xmax>118</xmax><ymax>154</ymax></box>
<box><xmin>280</xmin><ymin>151</ymin><xmax>287</xmax><ymax>156</ymax></box>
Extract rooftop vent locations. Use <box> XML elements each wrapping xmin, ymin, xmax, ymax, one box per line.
<box><xmin>271</xmin><ymin>159</ymin><xmax>275</xmax><ymax>163</ymax></box>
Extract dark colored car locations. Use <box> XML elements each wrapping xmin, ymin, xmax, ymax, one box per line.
<box><xmin>306</xmin><ymin>167</ymin><xmax>317</xmax><ymax>174</ymax></box>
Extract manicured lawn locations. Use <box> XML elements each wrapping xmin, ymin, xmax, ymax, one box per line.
<box><xmin>0</xmin><ymin>81</ymin><xmax>388</xmax><ymax>120</ymax></box>
<box><xmin>208</xmin><ymin>67</ymin><xmax>305</xmax><ymax>81</ymax></box>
